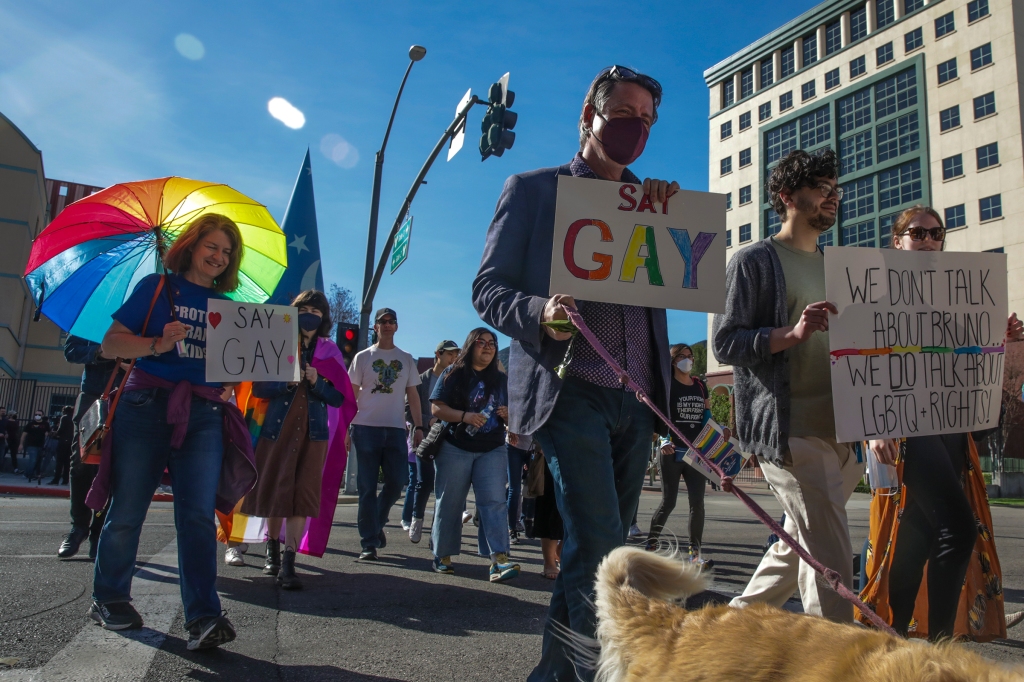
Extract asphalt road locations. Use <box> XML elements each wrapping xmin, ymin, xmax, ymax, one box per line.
<box><xmin>1</xmin><ymin>485</ymin><xmax>1023</xmax><ymax>681</ymax></box>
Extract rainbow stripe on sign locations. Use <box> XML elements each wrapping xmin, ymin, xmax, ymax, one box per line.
<box><xmin>682</xmin><ymin>420</ymin><xmax>750</xmax><ymax>485</ymax></box>
<box><xmin>830</xmin><ymin>345</ymin><xmax>1004</xmax><ymax>360</ymax></box>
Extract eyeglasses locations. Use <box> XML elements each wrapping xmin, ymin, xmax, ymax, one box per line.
<box><xmin>904</xmin><ymin>226</ymin><xmax>946</xmax><ymax>242</ymax></box>
<box><xmin>474</xmin><ymin>339</ymin><xmax>497</xmax><ymax>349</ymax></box>
<box><xmin>814</xmin><ymin>183</ymin><xmax>844</xmax><ymax>200</ymax></box>
<box><xmin>595</xmin><ymin>65</ymin><xmax>663</xmax><ymax>99</ymax></box>
<box><xmin>377</xmin><ymin>318</ymin><xmax>397</xmax><ymax>326</ymax></box>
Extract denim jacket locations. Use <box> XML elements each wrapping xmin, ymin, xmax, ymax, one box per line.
<box><xmin>254</xmin><ymin>371</ymin><xmax>344</xmax><ymax>442</ymax></box>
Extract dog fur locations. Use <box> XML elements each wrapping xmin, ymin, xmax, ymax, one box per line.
<box><xmin>592</xmin><ymin>546</ymin><xmax>1024</xmax><ymax>682</ymax></box>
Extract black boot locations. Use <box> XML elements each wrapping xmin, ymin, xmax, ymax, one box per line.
<box><xmin>278</xmin><ymin>548</ymin><xmax>302</xmax><ymax>590</ymax></box>
<box><xmin>264</xmin><ymin>539</ymin><xmax>281</xmax><ymax>576</ymax></box>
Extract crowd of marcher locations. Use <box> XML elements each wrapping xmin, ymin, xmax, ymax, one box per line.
<box><xmin>12</xmin><ymin>61</ymin><xmax>1016</xmax><ymax>680</ymax></box>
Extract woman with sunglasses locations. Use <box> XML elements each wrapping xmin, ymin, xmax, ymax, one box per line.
<box><xmin>864</xmin><ymin>205</ymin><xmax>1022</xmax><ymax>640</ymax></box>
<box><xmin>428</xmin><ymin>328</ymin><xmax>519</xmax><ymax>582</ymax></box>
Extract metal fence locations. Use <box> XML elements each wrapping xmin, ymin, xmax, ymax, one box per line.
<box><xmin>0</xmin><ymin>378</ymin><xmax>78</xmax><ymax>425</ymax></box>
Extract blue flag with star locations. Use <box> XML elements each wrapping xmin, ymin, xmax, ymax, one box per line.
<box><xmin>270</xmin><ymin>148</ymin><xmax>325</xmax><ymax>304</ymax></box>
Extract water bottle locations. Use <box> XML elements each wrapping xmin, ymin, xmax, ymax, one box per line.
<box><xmin>465</xmin><ymin>399</ymin><xmax>495</xmax><ymax>437</ymax></box>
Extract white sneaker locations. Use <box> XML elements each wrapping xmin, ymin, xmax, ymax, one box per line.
<box><xmin>409</xmin><ymin>517</ymin><xmax>423</xmax><ymax>543</ymax></box>
<box><xmin>401</xmin><ymin>520</ymin><xmax>411</xmax><ymax>531</ymax></box>
<box><xmin>224</xmin><ymin>547</ymin><xmax>245</xmax><ymax>566</ymax></box>
<box><xmin>628</xmin><ymin>523</ymin><xmax>643</xmax><ymax>538</ymax></box>
<box><xmin>462</xmin><ymin>511</ymin><xmax>473</xmax><ymax>524</ymax></box>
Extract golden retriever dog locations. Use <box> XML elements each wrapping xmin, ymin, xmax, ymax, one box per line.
<box><xmin>591</xmin><ymin>546</ymin><xmax>1024</xmax><ymax>682</ymax></box>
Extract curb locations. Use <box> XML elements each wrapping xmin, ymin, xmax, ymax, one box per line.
<box><xmin>0</xmin><ymin>484</ymin><xmax>173</xmax><ymax>502</ymax></box>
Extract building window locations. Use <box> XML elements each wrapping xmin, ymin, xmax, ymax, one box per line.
<box><xmin>851</xmin><ymin>6</ymin><xmax>868</xmax><ymax>42</ymax></box>
<box><xmin>839</xmin><ymin>89</ymin><xmax>872</xmax><ymax>134</ymax></box>
<box><xmin>802</xmin><ymin>80</ymin><xmax>816</xmax><ymax>101</ymax></box>
<box><xmin>877</xmin><ymin>0</ymin><xmax>895</xmax><ymax>29</ymax></box>
<box><xmin>842</xmin><ymin>220</ymin><xmax>877</xmax><ymax>247</ymax></box>
<box><xmin>739</xmin><ymin>111</ymin><xmax>751</xmax><ymax>130</ymax></box>
<box><xmin>766</xmin><ymin>210</ymin><xmax>782</xmax><ymax>237</ymax></box>
<box><xmin>759</xmin><ymin>102</ymin><xmax>772</xmax><ymax>121</ymax></box>
<box><xmin>780</xmin><ymin>91</ymin><xmax>793</xmax><ymax>112</ymax></box>
<box><xmin>945</xmin><ymin>204</ymin><xmax>966</xmax><ymax>229</ymax></box>
<box><xmin>825</xmin><ymin>20</ymin><xmax>842</xmax><ymax>56</ymax></box>
<box><xmin>937</xmin><ymin>58</ymin><xmax>958</xmax><ymax>84</ymax></box>
<box><xmin>905</xmin><ymin>0</ymin><xmax>925</xmax><ymax>12</ymax></box>
<box><xmin>977</xmin><ymin>142</ymin><xmax>999</xmax><ymax>169</ymax></box>
<box><xmin>850</xmin><ymin>56</ymin><xmax>866</xmax><ymax>79</ymax></box>
<box><xmin>800</xmin><ymin>106</ymin><xmax>832</xmax><ymax>149</ymax></box>
<box><xmin>971</xmin><ymin>43</ymin><xmax>993</xmax><ymax>70</ymax></box>
<box><xmin>905</xmin><ymin>27</ymin><xmax>923</xmax><ymax>52</ymax></box>
<box><xmin>980</xmin><ymin>194</ymin><xmax>1002</xmax><ymax>221</ymax></box>
<box><xmin>968</xmin><ymin>0</ymin><xmax>990</xmax><ymax>23</ymax></box>
<box><xmin>740</xmin><ymin>186</ymin><xmax>752</xmax><ymax>205</ymax></box>
<box><xmin>877</xmin><ymin>43</ymin><xmax>894</xmax><ymax>66</ymax></box>
<box><xmin>723</xmin><ymin>80</ymin><xmax>735</xmax><ymax>107</ymax></box>
<box><xmin>740</xmin><ymin>223</ymin><xmax>752</xmax><ymax>243</ymax></box>
<box><xmin>942</xmin><ymin>154</ymin><xmax>963</xmax><ymax>180</ymax></box>
<box><xmin>878</xmin><ymin>159</ymin><xmax>923</xmax><ymax>210</ymax></box>
<box><xmin>760</xmin><ymin>60</ymin><xmax>774</xmax><ymax>89</ymax></box>
<box><xmin>721</xmin><ymin>120</ymin><xmax>732</xmax><ymax>139</ymax></box>
<box><xmin>726</xmin><ymin>229</ymin><xmax>732</xmax><ymax>247</ymax></box>
<box><xmin>879</xmin><ymin>212</ymin><xmax>899</xmax><ymax>246</ymax></box>
<box><xmin>741</xmin><ymin>68</ymin><xmax>754</xmax><ymax>99</ymax></box>
<box><xmin>58</xmin><ymin>184</ymin><xmax>68</xmax><ymax>197</ymax></box>
<box><xmin>974</xmin><ymin>92</ymin><xmax>996</xmax><ymax>119</ymax></box>
<box><xmin>803</xmin><ymin>33</ymin><xmax>818</xmax><ymax>66</ymax></box>
<box><xmin>726</xmin><ymin>192</ymin><xmax>732</xmax><ymax>210</ymax></box>
<box><xmin>875</xmin><ymin>69</ymin><xmax>918</xmax><ymax>118</ymax></box>
<box><xmin>842</xmin><ymin>177</ymin><xmax>875</xmax><ymax>221</ymax></box>
<box><xmin>840</xmin><ymin>130</ymin><xmax>873</xmax><ymax>175</ymax></box>
<box><xmin>825</xmin><ymin>68</ymin><xmax>841</xmax><ymax>90</ymax></box>
<box><xmin>818</xmin><ymin>230</ymin><xmax>835</xmax><ymax>247</ymax></box>
<box><xmin>935</xmin><ymin>12</ymin><xmax>956</xmax><ymax>38</ymax></box>
<box><xmin>781</xmin><ymin>46</ymin><xmax>796</xmax><ymax>78</ymax></box>
<box><xmin>939</xmin><ymin>105</ymin><xmax>961</xmax><ymax>131</ymax></box>
<box><xmin>876</xmin><ymin>111</ymin><xmax>919</xmax><ymax>162</ymax></box>
<box><xmin>739</xmin><ymin>148</ymin><xmax>752</xmax><ymax>167</ymax></box>
<box><xmin>765</xmin><ymin>121</ymin><xmax>798</xmax><ymax>164</ymax></box>
<box><xmin>721</xmin><ymin>157</ymin><xmax>732</xmax><ymax>175</ymax></box>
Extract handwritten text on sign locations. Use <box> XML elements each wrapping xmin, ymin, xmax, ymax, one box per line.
<box><xmin>548</xmin><ymin>175</ymin><xmax>726</xmax><ymax>312</ymax></box>
<box><xmin>825</xmin><ymin>247</ymin><xmax>1007</xmax><ymax>442</ymax></box>
<box><xmin>205</xmin><ymin>299</ymin><xmax>300</xmax><ymax>383</ymax></box>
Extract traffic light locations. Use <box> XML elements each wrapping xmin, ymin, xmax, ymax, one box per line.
<box><xmin>479</xmin><ymin>73</ymin><xmax>517</xmax><ymax>160</ymax></box>
<box><xmin>337</xmin><ymin>323</ymin><xmax>359</xmax><ymax>366</ymax></box>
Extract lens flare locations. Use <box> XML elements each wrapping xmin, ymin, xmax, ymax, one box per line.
<box><xmin>319</xmin><ymin>133</ymin><xmax>360</xmax><ymax>168</ymax></box>
<box><xmin>268</xmin><ymin>97</ymin><xmax>305</xmax><ymax>129</ymax></box>
<box><xmin>174</xmin><ymin>34</ymin><xmax>205</xmax><ymax>60</ymax></box>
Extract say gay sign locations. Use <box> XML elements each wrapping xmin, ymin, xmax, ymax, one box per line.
<box><xmin>826</xmin><ymin>247</ymin><xmax>1007</xmax><ymax>442</ymax></box>
<box><xmin>548</xmin><ymin>176</ymin><xmax>726</xmax><ymax>312</ymax></box>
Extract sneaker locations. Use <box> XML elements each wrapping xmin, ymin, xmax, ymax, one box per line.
<box><xmin>409</xmin><ymin>517</ymin><xmax>424</xmax><ymax>543</ymax></box>
<box><xmin>401</xmin><ymin>520</ymin><xmax>411</xmax><ymax>531</ymax></box>
<box><xmin>689</xmin><ymin>548</ymin><xmax>714</xmax><ymax>571</ymax></box>
<box><xmin>187</xmin><ymin>614</ymin><xmax>236</xmax><ymax>651</ymax></box>
<box><xmin>378</xmin><ymin>530</ymin><xmax>387</xmax><ymax>549</ymax></box>
<box><xmin>509</xmin><ymin>530</ymin><xmax>520</xmax><ymax>546</ymax></box>
<box><xmin>461</xmin><ymin>511</ymin><xmax>473</xmax><ymax>525</ymax></box>
<box><xmin>358</xmin><ymin>547</ymin><xmax>378</xmax><ymax>561</ymax></box>
<box><xmin>224</xmin><ymin>547</ymin><xmax>245</xmax><ymax>566</ymax></box>
<box><xmin>88</xmin><ymin>601</ymin><xmax>143</xmax><ymax>630</ymax></box>
<box><xmin>489</xmin><ymin>553</ymin><xmax>520</xmax><ymax>583</ymax></box>
<box><xmin>516</xmin><ymin>521</ymin><xmax>526</xmax><ymax>533</ymax></box>
<box><xmin>432</xmin><ymin>555</ymin><xmax>455</xmax><ymax>574</ymax></box>
<box><xmin>628</xmin><ymin>523</ymin><xmax>643</xmax><ymax>538</ymax></box>
<box><xmin>58</xmin><ymin>528</ymin><xmax>89</xmax><ymax>559</ymax></box>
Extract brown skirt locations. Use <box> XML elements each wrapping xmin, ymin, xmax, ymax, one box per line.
<box><xmin>240</xmin><ymin>384</ymin><xmax>327</xmax><ymax>518</ymax></box>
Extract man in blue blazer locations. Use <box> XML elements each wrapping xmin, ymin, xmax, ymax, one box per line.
<box><xmin>474</xmin><ymin>66</ymin><xmax>676</xmax><ymax>681</ymax></box>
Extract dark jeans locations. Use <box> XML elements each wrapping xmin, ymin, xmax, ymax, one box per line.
<box><xmin>889</xmin><ymin>434</ymin><xmax>977</xmax><ymax>640</ymax></box>
<box><xmin>93</xmin><ymin>388</ymin><xmax>224</xmax><ymax>627</ymax></box>
<box><xmin>351</xmin><ymin>425</ymin><xmax>407</xmax><ymax>550</ymax></box>
<box><xmin>51</xmin><ymin>441</ymin><xmax>72</xmax><ymax>483</ymax></box>
<box><xmin>528</xmin><ymin>377</ymin><xmax>655</xmax><ymax>682</ymax></box>
<box><xmin>411</xmin><ymin>456</ymin><xmax>435</xmax><ymax>520</ymax></box>
<box><xmin>648</xmin><ymin>453</ymin><xmax>707</xmax><ymax>551</ymax></box>
<box><xmin>70</xmin><ymin>392</ymin><xmax>105</xmax><ymax>538</ymax></box>
<box><xmin>506</xmin><ymin>444</ymin><xmax>532</xmax><ymax>530</ymax></box>
<box><xmin>402</xmin><ymin>460</ymin><xmax>418</xmax><ymax>526</ymax></box>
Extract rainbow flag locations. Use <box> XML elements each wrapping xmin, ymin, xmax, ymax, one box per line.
<box><xmin>681</xmin><ymin>419</ymin><xmax>750</xmax><ymax>485</ymax></box>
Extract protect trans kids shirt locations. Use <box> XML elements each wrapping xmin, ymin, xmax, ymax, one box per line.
<box><xmin>348</xmin><ymin>345</ymin><xmax>420</xmax><ymax>429</ymax></box>
<box><xmin>112</xmin><ymin>273</ymin><xmax>226</xmax><ymax>387</ymax></box>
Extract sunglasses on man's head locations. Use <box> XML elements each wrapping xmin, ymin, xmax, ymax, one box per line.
<box><xmin>903</xmin><ymin>226</ymin><xmax>946</xmax><ymax>242</ymax></box>
<box><xmin>596</xmin><ymin>65</ymin><xmax>662</xmax><ymax>97</ymax></box>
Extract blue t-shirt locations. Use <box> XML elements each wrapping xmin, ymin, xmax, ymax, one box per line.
<box><xmin>430</xmin><ymin>366</ymin><xmax>508</xmax><ymax>452</ymax></box>
<box><xmin>112</xmin><ymin>273</ymin><xmax>226</xmax><ymax>387</ymax></box>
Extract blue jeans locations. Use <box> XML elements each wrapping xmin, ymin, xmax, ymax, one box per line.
<box><xmin>24</xmin><ymin>446</ymin><xmax>42</xmax><ymax>478</ymax></box>
<box><xmin>402</xmin><ymin>461</ymin><xmax>418</xmax><ymax>526</ymax></box>
<box><xmin>93</xmin><ymin>388</ymin><xmax>224</xmax><ymax>627</ymax></box>
<box><xmin>351</xmin><ymin>425</ymin><xmax>407</xmax><ymax>550</ymax></box>
<box><xmin>411</xmin><ymin>456</ymin><xmax>435</xmax><ymax>520</ymax></box>
<box><xmin>507</xmin><ymin>444</ymin><xmax>532</xmax><ymax>530</ymax></box>
<box><xmin>431</xmin><ymin>441</ymin><xmax>509</xmax><ymax>558</ymax></box>
<box><xmin>527</xmin><ymin>378</ymin><xmax>655</xmax><ymax>682</ymax></box>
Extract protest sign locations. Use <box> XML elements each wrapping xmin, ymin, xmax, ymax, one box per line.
<box><xmin>205</xmin><ymin>299</ymin><xmax>300</xmax><ymax>383</ymax></box>
<box><xmin>548</xmin><ymin>175</ymin><xmax>726</xmax><ymax>312</ymax></box>
<box><xmin>825</xmin><ymin>247</ymin><xmax>1007</xmax><ymax>442</ymax></box>
<box><xmin>680</xmin><ymin>419</ymin><xmax>751</xmax><ymax>485</ymax></box>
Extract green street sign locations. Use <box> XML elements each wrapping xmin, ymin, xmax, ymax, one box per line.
<box><xmin>390</xmin><ymin>214</ymin><xmax>413</xmax><ymax>274</ymax></box>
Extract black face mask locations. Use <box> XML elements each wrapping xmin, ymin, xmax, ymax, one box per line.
<box><xmin>298</xmin><ymin>312</ymin><xmax>322</xmax><ymax>332</ymax></box>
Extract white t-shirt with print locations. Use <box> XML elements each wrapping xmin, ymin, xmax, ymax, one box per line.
<box><xmin>349</xmin><ymin>345</ymin><xmax>421</xmax><ymax>429</ymax></box>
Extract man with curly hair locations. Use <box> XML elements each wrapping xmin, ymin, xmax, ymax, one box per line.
<box><xmin>712</xmin><ymin>148</ymin><xmax>865</xmax><ymax>622</ymax></box>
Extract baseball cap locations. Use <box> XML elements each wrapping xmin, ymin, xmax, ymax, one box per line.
<box><xmin>374</xmin><ymin>308</ymin><xmax>397</xmax><ymax>323</ymax></box>
<box><xmin>436</xmin><ymin>340</ymin><xmax>459</xmax><ymax>353</ymax></box>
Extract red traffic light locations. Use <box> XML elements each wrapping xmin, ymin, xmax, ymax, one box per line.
<box><xmin>344</xmin><ymin>329</ymin><xmax>356</xmax><ymax>341</ymax></box>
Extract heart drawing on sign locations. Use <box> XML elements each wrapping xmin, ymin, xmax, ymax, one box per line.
<box><xmin>208</xmin><ymin>312</ymin><xmax>222</xmax><ymax>329</ymax></box>
<box><xmin>287</xmin><ymin>356</ymin><xmax>295</xmax><ymax>364</ymax></box>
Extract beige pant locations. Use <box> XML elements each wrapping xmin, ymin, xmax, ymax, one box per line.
<box><xmin>730</xmin><ymin>436</ymin><xmax>865</xmax><ymax>622</ymax></box>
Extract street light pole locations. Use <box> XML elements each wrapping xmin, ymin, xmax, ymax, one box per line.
<box><xmin>358</xmin><ymin>44</ymin><xmax>426</xmax><ymax>351</ymax></box>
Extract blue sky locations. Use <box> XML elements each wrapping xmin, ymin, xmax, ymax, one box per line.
<box><xmin>1</xmin><ymin>0</ymin><xmax>818</xmax><ymax>359</ymax></box>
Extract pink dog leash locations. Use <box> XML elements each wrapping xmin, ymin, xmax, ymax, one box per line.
<box><xmin>560</xmin><ymin>304</ymin><xmax>897</xmax><ymax>636</ymax></box>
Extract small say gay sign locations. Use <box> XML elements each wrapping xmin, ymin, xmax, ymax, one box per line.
<box><xmin>205</xmin><ymin>298</ymin><xmax>301</xmax><ymax>383</ymax></box>
<box><xmin>549</xmin><ymin>176</ymin><xmax>726</xmax><ymax>312</ymax></box>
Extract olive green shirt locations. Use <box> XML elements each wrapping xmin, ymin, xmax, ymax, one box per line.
<box><xmin>770</xmin><ymin>237</ymin><xmax>835</xmax><ymax>439</ymax></box>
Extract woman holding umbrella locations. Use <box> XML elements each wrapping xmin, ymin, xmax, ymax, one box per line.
<box><xmin>89</xmin><ymin>213</ymin><xmax>252</xmax><ymax>651</ymax></box>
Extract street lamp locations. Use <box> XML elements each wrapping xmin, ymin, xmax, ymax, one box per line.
<box><xmin>358</xmin><ymin>45</ymin><xmax>427</xmax><ymax>351</ymax></box>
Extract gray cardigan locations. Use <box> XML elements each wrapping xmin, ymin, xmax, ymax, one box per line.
<box><xmin>711</xmin><ymin>238</ymin><xmax>793</xmax><ymax>468</ymax></box>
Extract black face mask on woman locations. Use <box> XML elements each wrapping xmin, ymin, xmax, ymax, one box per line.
<box><xmin>592</xmin><ymin>113</ymin><xmax>649</xmax><ymax>166</ymax></box>
<box><xmin>298</xmin><ymin>312</ymin><xmax>322</xmax><ymax>332</ymax></box>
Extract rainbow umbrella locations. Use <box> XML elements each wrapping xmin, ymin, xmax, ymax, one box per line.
<box><xmin>24</xmin><ymin>177</ymin><xmax>288</xmax><ymax>343</ymax></box>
